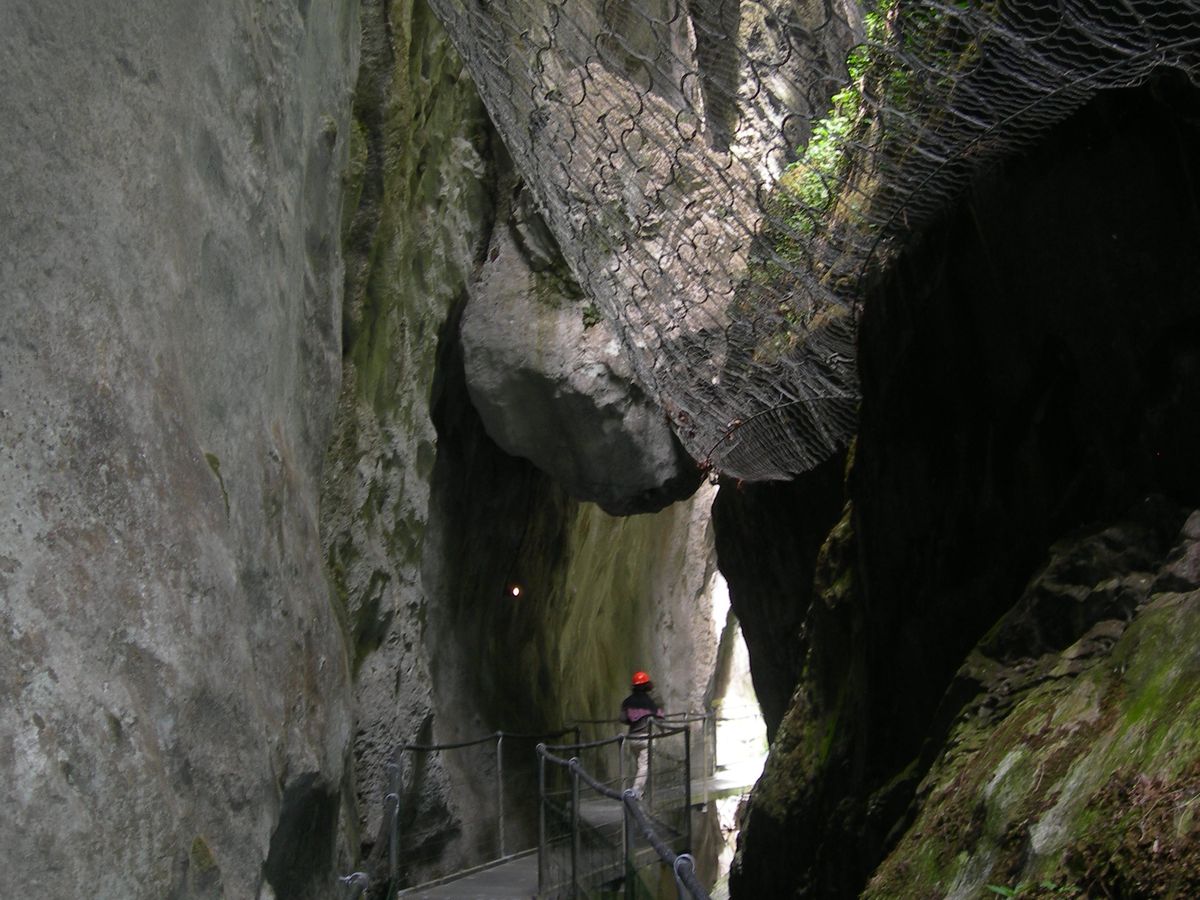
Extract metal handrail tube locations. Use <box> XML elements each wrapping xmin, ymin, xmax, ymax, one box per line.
<box><xmin>399</xmin><ymin>726</ymin><xmax>575</xmax><ymax>753</ymax></box>
<box><xmin>543</xmin><ymin>723</ymin><xmax>689</xmax><ymax>757</ymax></box>
<box><xmin>623</xmin><ymin>798</ymin><xmax>635</xmax><ymax>896</ymax></box>
<box><xmin>569</xmin><ymin>713</ymin><xmax>709</xmax><ymax>726</ymax></box>
<box><xmin>618</xmin><ymin>734</ymin><xmax>636</xmax><ymax>874</ymax></box>
<box><xmin>386</xmin><ymin>791</ymin><xmax>399</xmax><ymax>890</ymax></box>
<box><xmin>542</xmin><ymin>733</ymin><xmax>626</xmax><ymax>753</ymax></box>
<box><xmin>339</xmin><ymin>872</ymin><xmax>369</xmax><ymax>899</ymax></box>
<box><xmin>624</xmin><ymin>795</ymin><xmax>710</xmax><ymax>900</ymax></box>
<box><xmin>537</xmin><ymin>746</ymin><xmax>623</xmax><ymax>800</ymax></box>
<box><xmin>539</xmin><ymin>741</ymin><xmax>685</xmax><ymax>797</ymax></box>
<box><xmin>569</xmin><ymin>709</ymin><xmax>755</xmax><ymax>726</ymax></box>
<box><xmin>684</xmin><ymin>726</ymin><xmax>692</xmax><ymax>850</ymax></box>
<box><xmin>618</xmin><ymin>733</ymin><xmax>627</xmax><ymax>798</ymax></box>
<box><xmin>708</xmin><ymin>712</ymin><xmax>717</xmax><ymax>776</ymax></box>
<box><xmin>568</xmin><ymin>758</ymin><xmax>622</xmax><ymax>800</ymax></box>
<box><xmin>379</xmin><ymin>726</ymin><xmax>575</xmax><ymax>896</ymax></box>
<box><xmin>646</xmin><ymin>719</ymin><xmax>655</xmax><ymax>807</ymax></box>
<box><xmin>348</xmin><ymin>704</ymin><xmax>769</xmax><ymax>898</ymax></box>
<box><xmin>495</xmin><ymin>728</ymin><xmax>579</xmax><ymax>740</ymax></box>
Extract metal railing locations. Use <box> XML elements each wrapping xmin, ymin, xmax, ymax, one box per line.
<box><xmin>567</xmin><ymin>709</ymin><xmax>748</xmax><ymax>809</ymax></box>
<box><xmin>537</xmin><ymin>728</ymin><xmax>709</xmax><ymax>900</ymax></box>
<box><xmin>339</xmin><ymin>707</ymin><xmax>761</xmax><ymax>898</ymax></box>
<box><xmin>345</xmin><ymin>726</ymin><xmax>578</xmax><ymax>898</ymax></box>
<box><xmin>536</xmin><ymin>720</ymin><xmax>705</xmax><ymax>899</ymax></box>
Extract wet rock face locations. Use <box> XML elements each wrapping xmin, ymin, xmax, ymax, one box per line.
<box><xmin>0</xmin><ymin>1</ymin><xmax>357</xmax><ymax>897</ymax></box>
<box><xmin>731</xmin><ymin>77</ymin><xmax>1200</xmax><ymax>897</ymax></box>
<box><xmin>320</xmin><ymin>0</ymin><xmax>494</xmax><ymax>856</ymax></box>
<box><xmin>460</xmin><ymin>177</ymin><xmax>702</xmax><ymax>516</ymax></box>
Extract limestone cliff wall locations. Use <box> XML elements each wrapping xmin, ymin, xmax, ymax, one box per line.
<box><xmin>318</xmin><ymin>0</ymin><xmax>495</xmax><ymax>878</ymax></box>
<box><xmin>0</xmin><ymin>1</ymin><xmax>359</xmax><ymax>897</ymax></box>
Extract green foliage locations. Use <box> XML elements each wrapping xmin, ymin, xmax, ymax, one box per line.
<box><xmin>768</xmin><ymin>0</ymin><xmax>984</xmax><ymax>247</ymax></box>
<box><xmin>988</xmin><ymin>881</ymin><xmax>1076</xmax><ymax>897</ymax></box>
<box><xmin>581</xmin><ymin>301</ymin><xmax>602</xmax><ymax>329</ymax></box>
<box><xmin>190</xmin><ymin>836</ymin><xmax>218</xmax><ymax>873</ymax></box>
<box><xmin>768</xmin><ymin>0</ymin><xmax>896</xmax><ymax>245</ymax></box>
<box><xmin>742</xmin><ymin>0</ymin><xmax>998</xmax><ymax>367</ymax></box>
<box><xmin>776</xmin><ymin>87</ymin><xmax>858</xmax><ymax>235</ymax></box>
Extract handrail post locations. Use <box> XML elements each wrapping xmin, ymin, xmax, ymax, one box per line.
<box><xmin>700</xmin><ymin>713</ymin><xmax>709</xmax><ymax>809</ymax></box>
<box><xmin>387</xmin><ymin>792</ymin><xmax>399</xmax><ymax>888</ymax></box>
<box><xmin>710</xmin><ymin>709</ymin><xmax>719</xmax><ymax>774</ymax></box>
<box><xmin>623</xmin><ymin>792</ymin><xmax>635</xmax><ymax>896</ymax></box>
<box><xmin>570</xmin><ymin>760</ymin><xmax>581</xmax><ymax>899</ymax></box>
<box><xmin>646</xmin><ymin>719</ymin><xmax>655</xmax><ymax>809</ymax></box>
<box><xmin>684</xmin><ymin>724</ymin><xmax>693</xmax><ymax>852</ymax></box>
<box><xmin>674</xmin><ymin>853</ymin><xmax>696</xmax><ymax>899</ymax></box>
<box><xmin>618</xmin><ymin>733</ymin><xmax>626</xmax><ymax>793</ymax></box>
<box><xmin>537</xmin><ymin>745</ymin><xmax>547</xmax><ymax>895</ymax></box>
<box><xmin>496</xmin><ymin>732</ymin><xmax>506</xmax><ymax>859</ymax></box>
<box><xmin>621</xmin><ymin>787</ymin><xmax>629</xmax><ymax>876</ymax></box>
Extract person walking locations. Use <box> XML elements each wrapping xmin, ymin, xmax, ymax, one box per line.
<box><xmin>620</xmin><ymin>670</ymin><xmax>663</xmax><ymax>798</ymax></box>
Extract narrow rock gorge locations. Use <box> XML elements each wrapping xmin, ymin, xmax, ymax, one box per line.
<box><xmin>4</xmin><ymin>1</ymin><xmax>1200</xmax><ymax>899</ymax></box>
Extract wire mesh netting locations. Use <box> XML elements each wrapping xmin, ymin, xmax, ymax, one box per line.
<box><xmin>425</xmin><ymin>0</ymin><xmax>1200</xmax><ymax>480</ymax></box>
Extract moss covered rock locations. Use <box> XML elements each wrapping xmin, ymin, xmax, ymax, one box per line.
<box><xmin>866</xmin><ymin>508</ymin><xmax>1200</xmax><ymax>899</ymax></box>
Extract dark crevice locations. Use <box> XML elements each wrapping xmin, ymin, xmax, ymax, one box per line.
<box><xmin>263</xmin><ymin>774</ymin><xmax>340</xmax><ymax>900</ymax></box>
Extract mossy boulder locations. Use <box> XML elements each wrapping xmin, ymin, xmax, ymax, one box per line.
<box><xmin>865</xmin><ymin>508</ymin><xmax>1200</xmax><ymax>899</ymax></box>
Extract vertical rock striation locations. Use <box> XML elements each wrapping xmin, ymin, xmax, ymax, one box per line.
<box><xmin>317</xmin><ymin>0</ymin><xmax>495</xmax><ymax>884</ymax></box>
<box><xmin>1</xmin><ymin>1</ymin><xmax>359</xmax><ymax>898</ymax></box>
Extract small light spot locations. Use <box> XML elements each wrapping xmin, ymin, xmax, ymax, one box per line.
<box><xmin>510</xmin><ymin>584</ymin><xmax>522</xmax><ymax>598</ymax></box>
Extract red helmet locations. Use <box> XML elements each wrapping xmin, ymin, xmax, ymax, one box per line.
<box><xmin>631</xmin><ymin>670</ymin><xmax>651</xmax><ymax>687</ymax></box>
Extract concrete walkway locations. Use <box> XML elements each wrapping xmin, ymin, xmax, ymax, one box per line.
<box><xmin>396</xmin><ymin>850</ymin><xmax>539</xmax><ymax>899</ymax></box>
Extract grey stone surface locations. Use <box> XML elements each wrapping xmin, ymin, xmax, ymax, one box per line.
<box><xmin>318</xmin><ymin>0</ymin><xmax>497</xmax><ymax>885</ymax></box>
<box><xmin>0</xmin><ymin>1</ymin><xmax>358</xmax><ymax>897</ymax></box>
<box><xmin>460</xmin><ymin>188</ymin><xmax>700</xmax><ymax>516</ymax></box>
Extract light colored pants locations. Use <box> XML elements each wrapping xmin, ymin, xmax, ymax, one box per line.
<box><xmin>625</xmin><ymin>735</ymin><xmax>650</xmax><ymax>796</ymax></box>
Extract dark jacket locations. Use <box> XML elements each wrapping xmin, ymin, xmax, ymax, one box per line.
<box><xmin>620</xmin><ymin>689</ymin><xmax>663</xmax><ymax>734</ymax></box>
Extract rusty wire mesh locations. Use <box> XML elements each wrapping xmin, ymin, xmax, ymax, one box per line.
<box><xmin>426</xmin><ymin>0</ymin><xmax>1200</xmax><ymax>480</ymax></box>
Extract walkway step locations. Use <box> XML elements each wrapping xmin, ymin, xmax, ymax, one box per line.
<box><xmin>396</xmin><ymin>852</ymin><xmax>538</xmax><ymax>899</ymax></box>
